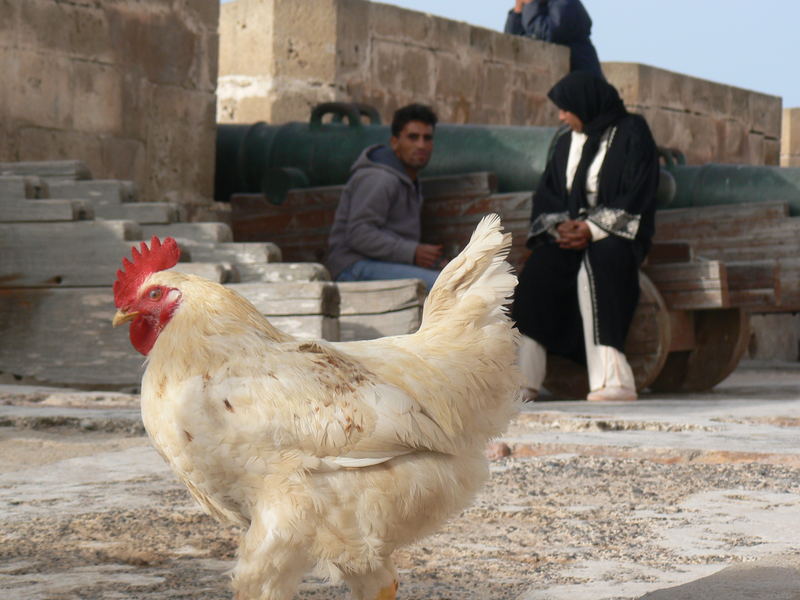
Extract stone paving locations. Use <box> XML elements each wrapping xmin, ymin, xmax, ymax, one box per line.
<box><xmin>1</xmin><ymin>362</ymin><xmax>799</xmax><ymax>599</ymax></box>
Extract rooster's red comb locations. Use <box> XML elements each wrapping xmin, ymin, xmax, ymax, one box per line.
<box><xmin>113</xmin><ymin>236</ymin><xmax>180</xmax><ymax>308</ymax></box>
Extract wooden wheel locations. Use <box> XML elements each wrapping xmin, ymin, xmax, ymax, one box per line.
<box><xmin>544</xmin><ymin>272</ymin><xmax>672</xmax><ymax>399</ymax></box>
<box><xmin>649</xmin><ymin>308</ymin><xmax>750</xmax><ymax>393</ymax></box>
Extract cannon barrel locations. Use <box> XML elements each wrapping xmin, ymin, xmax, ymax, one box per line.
<box><xmin>668</xmin><ymin>164</ymin><xmax>800</xmax><ymax>216</ymax></box>
<box><xmin>215</xmin><ymin>102</ymin><xmax>719</xmax><ymax>209</ymax></box>
<box><xmin>215</xmin><ymin>102</ymin><xmax>558</xmax><ymax>204</ymax></box>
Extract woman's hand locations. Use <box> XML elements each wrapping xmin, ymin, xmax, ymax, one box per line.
<box><xmin>556</xmin><ymin>220</ymin><xmax>591</xmax><ymax>250</ymax></box>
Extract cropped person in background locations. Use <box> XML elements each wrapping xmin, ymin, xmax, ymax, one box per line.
<box><xmin>505</xmin><ymin>0</ymin><xmax>603</xmax><ymax>78</ymax></box>
<box><xmin>512</xmin><ymin>71</ymin><xmax>659</xmax><ymax>402</ymax></box>
<box><xmin>326</xmin><ymin>103</ymin><xmax>442</xmax><ymax>290</ymax></box>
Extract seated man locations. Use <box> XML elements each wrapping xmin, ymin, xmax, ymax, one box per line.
<box><xmin>326</xmin><ymin>103</ymin><xmax>442</xmax><ymax>290</ymax></box>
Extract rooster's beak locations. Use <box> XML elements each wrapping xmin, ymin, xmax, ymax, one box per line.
<box><xmin>112</xmin><ymin>310</ymin><xmax>139</xmax><ymax>327</ymax></box>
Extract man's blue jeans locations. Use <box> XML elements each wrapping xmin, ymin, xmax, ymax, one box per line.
<box><xmin>336</xmin><ymin>259</ymin><xmax>440</xmax><ymax>290</ymax></box>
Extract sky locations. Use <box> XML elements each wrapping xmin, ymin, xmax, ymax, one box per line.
<box><xmin>221</xmin><ymin>0</ymin><xmax>799</xmax><ymax>108</ymax></box>
<box><xmin>376</xmin><ymin>0</ymin><xmax>800</xmax><ymax>108</ymax></box>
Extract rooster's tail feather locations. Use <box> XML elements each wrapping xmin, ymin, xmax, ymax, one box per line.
<box><xmin>411</xmin><ymin>213</ymin><xmax>520</xmax><ymax>444</ymax></box>
<box><xmin>419</xmin><ymin>213</ymin><xmax>517</xmax><ymax>331</ymax></box>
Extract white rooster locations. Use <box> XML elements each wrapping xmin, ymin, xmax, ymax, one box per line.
<box><xmin>112</xmin><ymin>214</ymin><xmax>520</xmax><ymax>600</ymax></box>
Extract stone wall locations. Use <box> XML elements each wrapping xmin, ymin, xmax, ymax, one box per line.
<box><xmin>781</xmin><ymin>108</ymin><xmax>800</xmax><ymax>167</ymax></box>
<box><xmin>218</xmin><ymin>0</ymin><xmax>569</xmax><ymax>127</ymax></box>
<box><xmin>0</xmin><ymin>0</ymin><xmax>219</xmax><ymax>204</ymax></box>
<box><xmin>605</xmin><ymin>62</ymin><xmax>782</xmax><ymax>166</ymax></box>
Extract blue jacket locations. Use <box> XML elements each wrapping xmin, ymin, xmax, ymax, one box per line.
<box><xmin>505</xmin><ymin>0</ymin><xmax>603</xmax><ymax>78</ymax></box>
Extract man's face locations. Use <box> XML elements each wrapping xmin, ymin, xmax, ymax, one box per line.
<box><xmin>391</xmin><ymin>120</ymin><xmax>434</xmax><ymax>172</ymax></box>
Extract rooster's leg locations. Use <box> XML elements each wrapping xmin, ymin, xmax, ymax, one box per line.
<box><xmin>343</xmin><ymin>558</ymin><xmax>398</xmax><ymax>600</ymax></box>
<box><xmin>231</xmin><ymin>506</ymin><xmax>311</xmax><ymax>600</ymax></box>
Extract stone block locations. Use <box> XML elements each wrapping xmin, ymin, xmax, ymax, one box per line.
<box><xmin>749</xmin><ymin>91</ymin><xmax>782</xmax><ymax>138</ymax></box>
<box><xmin>781</xmin><ymin>108</ymin><xmax>800</xmax><ymax>162</ymax></box>
<box><xmin>765</xmin><ymin>138</ymin><xmax>780</xmax><ymax>166</ymax></box>
<box><xmin>481</xmin><ymin>63</ymin><xmax>510</xmax><ymax>111</ymax></box>
<box><xmin>10</xmin><ymin>50</ymin><xmax>74</xmax><ymax>130</ymax></box>
<box><xmin>746</xmin><ymin>132</ymin><xmax>766</xmax><ymax>167</ymax></box>
<box><xmin>106</xmin><ymin>4</ymin><xmax>199</xmax><ymax>89</ymax></box>
<box><xmin>272</xmin><ymin>0</ymin><xmax>337</xmax><ymax>81</ymax></box>
<box><xmin>70</xmin><ymin>61</ymin><xmax>124</xmax><ymax>134</ymax></box>
<box><xmin>219</xmin><ymin>0</ymin><xmax>275</xmax><ymax>77</ymax></box>
<box><xmin>335</xmin><ymin>0</ymin><xmax>369</xmax><ymax>76</ymax></box>
<box><xmin>17</xmin><ymin>0</ymin><xmax>112</xmax><ymax>62</ymax></box>
<box><xmin>434</xmin><ymin>53</ymin><xmax>478</xmax><ymax>103</ymax></box>
<box><xmin>373</xmin><ymin>3</ymin><xmax>433</xmax><ymax>44</ymax></box>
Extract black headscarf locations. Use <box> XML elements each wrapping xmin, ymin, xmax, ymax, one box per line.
<box><xmin>547</xmin><ymin>72</ymin><xmax>628</xmax><ymax>217</ymax></box>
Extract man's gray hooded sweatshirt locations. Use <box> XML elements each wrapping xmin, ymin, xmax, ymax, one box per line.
<box><xmin>326</xmin><ymin>144</ymin><xmax>423</xmax><ymax>280</ymax></box>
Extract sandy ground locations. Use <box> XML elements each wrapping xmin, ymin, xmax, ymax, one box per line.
<box><xmin>1</xmin><ymin>364</ymin><xmax>800</xmax><ymax>599</ymax></box>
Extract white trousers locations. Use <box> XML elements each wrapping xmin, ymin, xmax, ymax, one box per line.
<box><xmin>518</xmin><ymin>260</ymin><xmax>636</xmax><ymax>392</ymax></box>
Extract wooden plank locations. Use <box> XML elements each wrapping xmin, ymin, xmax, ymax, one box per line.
<box><xmin>419</xmin><ymin>172</ymin><xmax>498</xmax><ymax>199</ymax></box>
<box><xmin>46</xmin><ymin>179</ymin><xmax>136</xmax><ymax>203</ymax></box>
<box><xmin>142</xmin><ymin>222</ymin><xmax>233</xmax><ymax>244</ymax></box>
<box><xmin>658</xmin><ymin>288</ymin><xmax>729</xmax><ymax>310</ymax></box>
<box><xmin>184</xmin><ymin>241</ymin><xmax>282</xmax><ymax>264</ymax></box>
<box><xmin>0</xmin><ymin>287</ymin><xmax>339</xmax><ymax>388</ymax></box>
<box><xmin>235</xmin><ymin>262</ymin><xmax>330</xmax><ymax>283</ymax></box>
<box><xmin>229</xmin><ymin>282</ymin><xmax>340</xmax><ymax>317</ymax></box>
<box><xmin>170</xmin><ymin>263</ymin><xmax>232</xmax><ymax>284</ymax></box>
<box><xmin>0</xmin><ymin>160</ymin><xmax>92</xmax><ymax>181</ymax></box>
<box><xmin>655</xmin><ymin>200</ymin><xmax>789</xmax><ymax>228</ymax></box>
<box><xmin>0</xmin><ymin>287</ymin><xmax>143</xmax><ymax>386</ymax></box>
<box><xmin>0</xmin><ymin>176</ymin><xmax>47</xmax><ymax>199</ymax></box>
<box><xmin>725</xmin><ymin>260</ymin><xmax>779</xmax><ymax>291</ymax></box>
<box><xmin>0</xmin><ymin>237</ymin><xmax>177</xmax><ymax>288</ymax></box>
<box><xmin>269</xmin><ymin>315</ymin><xmax>339</xmax><ymax>341</ymax></box>
<box><xmin>0</xmin><ymin>221</ymin><xmax>146</xmax><ymax>286</ymax></box>
<box><xmin>643</xmin><ymin>261</ymin><xmax>725</xmax><ymax>284</ymax></box>
<box><xmin>0</xmin><ymin>199</ymin><xmax>94</xmax><ymax>222</ymax></box>
<box><xmin>668</xmin><ymin>310</ymin><xmax>696</xmax><ymax>352</ymax></box>
<box><xmin>339</xmin><ymin>307</ymin><xmax>422</xmax><ymax>341</ymax></box>
<box><xmin>93</xmin><ymin>202</ymin><xmax>181</xmax><ymax>224</ymax></box>
<box><xmin>337</xmin><ymin>279</ymin><xmax>426</xmax><ymax>315</ymax></box>
<box><xmin>646</xmin><ymin>242</ymin><xmax>694</xmax><ymax>264</ymax></box>
<box><xmin>282</xmin><ymin>186</ymin><xmax>344</xmax><ymax>209</ymax></box>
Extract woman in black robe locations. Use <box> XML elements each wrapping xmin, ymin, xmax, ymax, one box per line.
<box><xmin>512</xmin><ymin>71</ymin><xmax>659</xmax><ymax>402</ymax></box>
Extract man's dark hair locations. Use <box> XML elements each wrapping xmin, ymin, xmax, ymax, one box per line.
<box><xmin>391</xmin><ymin>103</ymin><xmax>438</xmax><ymax>137</ymax></box>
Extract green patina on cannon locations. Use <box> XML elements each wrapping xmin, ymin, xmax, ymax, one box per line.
<box><xmin>217</xmin><ymin>102</ymin><xmax>800</xmax><ymax>215</ymax></box>
<box><xmin>217</xmin><ymin>102</ymin><xmax>564</xmax><ymax>204</ymax></box>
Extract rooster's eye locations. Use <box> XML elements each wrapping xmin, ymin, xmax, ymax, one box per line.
<box><xmin>148</xmin><ymin>288</ymin><xmax>163</xmax><ymax>300</ymax></box>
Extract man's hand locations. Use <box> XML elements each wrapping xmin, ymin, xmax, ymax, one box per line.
<box><xmin>415</xmin><ymin>243</ymin><xmax>444</xmax><ymax>269</ymax></box>
<box><xmin>556</xmin><ymin>220</ymin><xmax>591</xmax><ymax>250</ymax></box>
<box><xmin>513</xmin><ymin>0</ymin><xmax>535</xmax><ymax>13</ymax></box>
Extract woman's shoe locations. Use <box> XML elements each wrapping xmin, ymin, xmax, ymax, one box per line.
<box><xmin>586</xmin><ymin>386</ymin><xmax>637</xmax><ymax>402</ymax></box>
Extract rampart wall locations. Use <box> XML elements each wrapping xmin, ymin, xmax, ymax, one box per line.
<box><xmin>0</xmin><ymin>0</ymin><xmax>219</xmax><ymax>204</ymax></box>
